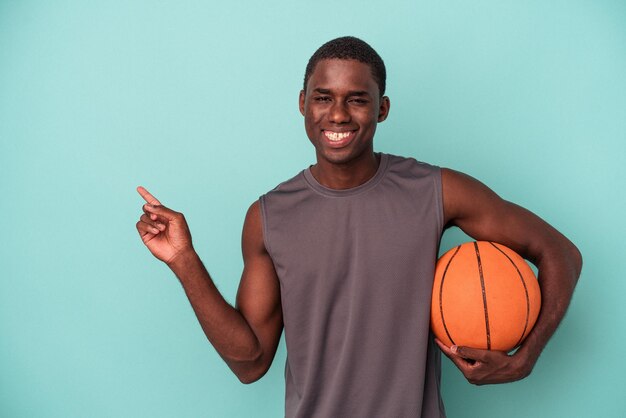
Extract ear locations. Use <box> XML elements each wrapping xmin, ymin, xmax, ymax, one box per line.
<box><xmin>299</xmin><ymin>90</ymin><xmax>306</xmax><ymax>116</ymax></box>
<box><xmin>377</xmin><ymin>96</ymin><xmax>390</xmax><ymax>122</ymax></box>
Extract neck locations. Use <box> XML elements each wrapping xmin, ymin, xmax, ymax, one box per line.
<box><xmin>310</xmin><ymin>152</ymin><xmax>380</xmax><ymax>190</ymax></box>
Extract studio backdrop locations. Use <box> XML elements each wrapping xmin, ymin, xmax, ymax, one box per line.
<box><xmin>1</xmin><ymin>1</ymin><xmax>625</xmax><ymax>417</ymax></box>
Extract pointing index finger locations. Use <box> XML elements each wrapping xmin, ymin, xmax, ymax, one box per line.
<box><xmin>137</xmin><ymin>186</ymin><xmax>162</xmax><ymax>205</ymax></box>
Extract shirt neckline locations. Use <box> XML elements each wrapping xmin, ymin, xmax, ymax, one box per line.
<box><xmin>302</xmin><ymin>153</ymin><xmax>390</xmax><ymax>197</ymax></box>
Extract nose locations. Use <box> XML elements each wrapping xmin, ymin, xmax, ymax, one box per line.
<box><xmin>329</xmin><ymin>101</ymin><xmax>350</xmax><ymax>124</ymax></box>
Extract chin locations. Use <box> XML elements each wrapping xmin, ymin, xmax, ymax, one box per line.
<box><xmin>317</xmin><ymin>147</ymin><xmax>367</xmax><ymax>166</ymax></box>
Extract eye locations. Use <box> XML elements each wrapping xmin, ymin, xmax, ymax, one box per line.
<box><xmin>349</xmin><ymin>98</ymin><xmax>368</xmax><ymax>105</ymax></box>
<box><xmin>314</xmin><ymin>96</ymin><xmax>331</xmax><ymax>103</ymax></box>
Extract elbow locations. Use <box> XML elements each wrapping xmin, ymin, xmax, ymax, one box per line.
<box><xmin>556</xmin><ymin>239</ymin><xmax>582</xmax><ymax>291</ymax></box>
<box><xmin>571</xmin><ymin>244</ymin><xmax>583</xmax><ymax>280</ymax></box>
<box><xmin>226</xmin><ymin>349</ymin><xmax>269</xmax><ymax>385</ymax></box>
<box><xmin>234</xmin><ymin>360</ymin><xmax>270</xmax><ymax>384</ymax></box>
<box><xmin>238</xmin><ymin>376</ymin><xmax>257</xmax><ymax>385</ymax></box>
<box><xmin>537</xmin><ymin>237</ymin><xmax>583</xmax><ymax>289</ymax></box>
<box><xmin>237</xmin><ymin>369</ymin><xmax>265</xmax><ymax>384</ymax></box>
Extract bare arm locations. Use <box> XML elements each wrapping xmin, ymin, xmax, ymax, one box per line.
<box><xmin>136</xmin><ymin>187</ymin><xmax>283</xmax><ymax>383</ymax></box>
<box><xmin>436</xmin><ymin>169</ymin><xmax>582</xmax><ymax>385</ymax></box>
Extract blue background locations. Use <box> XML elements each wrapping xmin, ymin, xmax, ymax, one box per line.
<box><xmin>1</xmin><ymin>1</ymin><xmax>625</xmax><ymax>416</ymax></box>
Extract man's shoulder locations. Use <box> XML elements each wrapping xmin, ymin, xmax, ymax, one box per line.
<box><xmin>260</xmin><ymin>169</ymin><xmax>310</xmax><ymax>203</ymax></box>
<box><xmin>384</xmin><ymin>152</ymin><xmax>440</xmax><ymax>177</ymax></box>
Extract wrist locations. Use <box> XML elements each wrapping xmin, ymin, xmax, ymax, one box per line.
<box><xmin>166</xmin><ymin>247</ymin><xmax>199</xmax><ymax>273</ymax></box>
<box><xmin>511</xmin><ymin>343</ymin><xmax>539</xmax><ymax>378</ymax></box>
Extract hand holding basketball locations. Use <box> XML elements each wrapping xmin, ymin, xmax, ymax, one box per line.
<box><xmin>434</xmin><ymin>339</ymin><xmax>532</xmax><ymax>385</ymax></box>
<box><xmin>136</xmin><ymin>186</ymin><xmax>194</xmax><ymax>264</ymax></box>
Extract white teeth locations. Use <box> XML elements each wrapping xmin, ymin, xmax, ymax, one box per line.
<box><xmin>325</xmin><ymin>131</ymin><xmax>351</xmax><ymax>142</ymax></box>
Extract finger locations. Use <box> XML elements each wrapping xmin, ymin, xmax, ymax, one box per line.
<box><xmin>435</xmin><ymin>339</ymin><xmax>478</xmax><ymax>373</ymax></box>
<box><xmin>434</xmin><ymin>338</ymin><xmax>453</xmax><ymax>355</ymax></box>
<box><xmin>143</xmin><ymin>203</ymin><xmax>179</xmax><ymax>221</ymax></box>
<box><xmin>141</xmin><ymin>205</ymin><xmax>159</xmax><ymax>221</ymax></box>
<box><xmin>434</xmin><ymin>339</ymin><xmax>468</xmax><ymax>361</ymax></box>
<box><xmin>435</xmin><ymin>339</ymin><xmax>463</xmax><ymax>363</ymax></box>
<box><xmin>441</xmin><ymin>348</ymin><xmax>474</xmax><ymax>374</ymax></box>
<box><xmin>136</xmin><ymin>223</ymin><xmax>159</xmax><ymax>246</ymax></box>
<box><xmin>137</xmin><ymin>186</ymin><xmax>162</xmax><ymax>205</ymax></box>
<box><xmin>140</xmin><ymin>214</ymin><xmax>166</xmax><ymax>231</ymax></box>
<box><xmin>454</xmin><ymin>346</ymin><xmax>491</xmax><ymax>362</ymax></box>
<box><xmin>136</xmin><ymin>219</ymin><xmax>161</xmax><ymax>235</ymax></box>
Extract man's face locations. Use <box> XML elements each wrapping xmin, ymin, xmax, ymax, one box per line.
<box><xmin>299</xmin><ymin>59</ymin><xmax>390</xmax><ymax>167</ymax></box>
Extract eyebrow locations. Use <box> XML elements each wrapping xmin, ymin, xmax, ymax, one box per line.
<box><xmin>313</xmin><ymin>88</ymin><xmax>371</xmax><ymax>97</ymax></box>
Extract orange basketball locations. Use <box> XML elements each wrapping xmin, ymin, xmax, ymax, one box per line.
<box><xmin>431</xmin><ymin>241</ymin><xmax>541</xmax><ymax>352</ymax></box>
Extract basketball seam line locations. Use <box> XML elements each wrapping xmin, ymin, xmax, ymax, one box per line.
<box><xmin>439</xmin><ymin>244</ymin><xmax>461</xmax><ymax>347</ymax></box>
<box><xmin>488</xmin><ymin>242</ymin><xmax>531</xmax><ymax>349</ymax></box>
<box><xmin>475</xmin><ymin>242</ymin><xmax>491</xmax><ymax>350</ymax></box>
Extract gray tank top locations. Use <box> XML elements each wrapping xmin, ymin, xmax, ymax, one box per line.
<box><xmin>260</xmin><ymin>153</ymin><xmax>446</xmax><ymax>417</ymax></box>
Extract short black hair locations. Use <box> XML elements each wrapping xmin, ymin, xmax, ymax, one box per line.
<box><xmin>303</xmin><ymin>36</ymin><xmax>386</xmax><ymax>97</ymax></box>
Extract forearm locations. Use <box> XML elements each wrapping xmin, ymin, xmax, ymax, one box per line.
<box><xmin>167</xmin><ymin>249</ymin><xmax>264</xmax><ymax>381</ymax></box>
<box><xmin>514</xmin><ymin>238</ymin><xmax>582</xmax><ymax>372</ymax></box>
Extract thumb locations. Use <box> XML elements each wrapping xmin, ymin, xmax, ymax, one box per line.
<box><xmin>452</xmin><ymin>345</ymin><xmax>489</xmax><ymax>362</ymax></box>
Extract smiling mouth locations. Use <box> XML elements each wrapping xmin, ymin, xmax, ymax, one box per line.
<box><xmin>323</xmin><ymin>130</ymin><xmax>356</xmax><ymax>144</ymax></box>
<box><xmin>324</xmin><ymin>131</ymin><xmax>351</xmax><ymax>142</ymax></box>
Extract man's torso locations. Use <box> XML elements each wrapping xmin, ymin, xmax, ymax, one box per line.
<box><xmin>261</xmin><ymin>153</ymin><xmax>446</xmax><ymax>417</ymax></box>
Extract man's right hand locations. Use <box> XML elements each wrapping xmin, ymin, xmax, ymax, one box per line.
<box><xmin>135</xmin><ymin>186</ymin><xmax>194</xmax><ymax>265</ymax></box>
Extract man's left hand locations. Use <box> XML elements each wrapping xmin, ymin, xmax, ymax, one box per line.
<box><xmin>435</xmin><ymin>338</ymin><xmax>534</xmax><ymax>385</ymax></box>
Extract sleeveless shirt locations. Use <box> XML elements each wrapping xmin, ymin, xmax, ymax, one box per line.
<box><xmin>260</xmin><ymin>153</ymin><xmax>446</xmax><ymax>418</ymax></box>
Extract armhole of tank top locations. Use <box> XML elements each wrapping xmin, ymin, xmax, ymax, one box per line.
<box><xmin>433</xmin><ymin>167</ymin><xmax>444</xmax><ymax>234</ymax></box>
<box><xmin>258</xmin><ymin>195</ymin><xmax>274</xmax><ymax>260</ymax></box>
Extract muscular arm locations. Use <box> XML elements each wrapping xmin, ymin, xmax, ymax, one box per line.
<box><xmin>136</xmin><ymin>187</ymin><xmax>282</xmax><ymax>383</ymax></box>
<box><xmin>437</xmin><ymin>169</ymin><xmax>582</xmax><ymax>384</ymax></box>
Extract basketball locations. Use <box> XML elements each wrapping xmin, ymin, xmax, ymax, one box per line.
<box><xmin>431</xmin><ymin>241</ymin><xmax>541</xmax><ymax>352</ymax></box>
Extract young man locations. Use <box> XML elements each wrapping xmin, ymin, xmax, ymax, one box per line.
<box><xmin>136</xmin><ymin>37</ymin><xmax>582</xmax><ymax>417</ymax></box>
